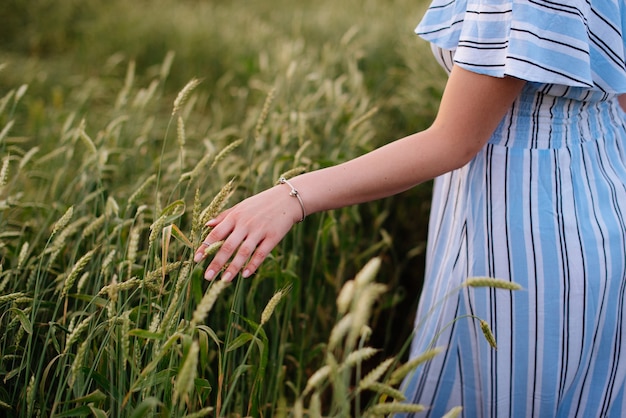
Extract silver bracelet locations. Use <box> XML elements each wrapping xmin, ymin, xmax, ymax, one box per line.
<box><xmin>278</xmin><ymin>177</ymin><xmax>306</xmax><ymax>223</ymax></box>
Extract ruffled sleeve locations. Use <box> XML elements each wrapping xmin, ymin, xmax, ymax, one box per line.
<box><xmin>415</xmin><ymin>0</ymin><xmax>626</xmax><ymax>93</ymax></box>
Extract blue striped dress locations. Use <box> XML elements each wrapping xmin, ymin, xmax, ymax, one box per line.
<box><xmin>400</xmin><ymin>1</ymin><xmax>626</xmax><ymax>417</ymax></box>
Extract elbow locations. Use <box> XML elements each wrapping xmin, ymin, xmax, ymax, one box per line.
<box><xmin>426</xmin><ymin>124</ymin><xmax>491</xmax><ymax>172</ymax></box>
<box><xmin>458</xmin><ymin>143</ymin><xmax>484</xmax><ymax>167</ymax></box>
<box><xmin>446</xmin><ymin>136</ymin><xmax>487</xmax><ymax>171</ymax></box>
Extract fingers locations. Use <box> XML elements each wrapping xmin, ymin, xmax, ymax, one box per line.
<box><xmin>193</xmin><ymin>217</ymin><xmax>233</xmax><ymax>263</ymax></box>
<box><xmin>192</xmin><ymin>188</ymin><xmax>295</xmax><ymax>282</ymax></box>
<box><xmin>194</xmin><ymin>225</ymin><xmax>283</xmax><ymax>282</ymax></box>
<box><xmin>204</xmin><ymin>230</ymin><xmax>251</xmax><ymax>281</ymax></box>
<box><xmin>193</xmin><ymin>217</ymin><xmax>268</xmax><ymax>281</ymax></box>
<box><xmin>200</xmin><ymin>235</ymin><xmax>271</xmax><ymax>282</ymax></box>
<box><xmin>240</xmin><ymin>240</ymin><xmax>274</xmax><ymax>278</ymax></box>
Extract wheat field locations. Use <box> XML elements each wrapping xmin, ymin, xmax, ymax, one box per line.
<box><xmin>0</xmin><ymin>0</ymin><xmax>501</xmax><ymax>416</ymax></box>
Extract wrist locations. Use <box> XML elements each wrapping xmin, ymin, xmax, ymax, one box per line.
<box><xmin>277</xmin><ymin>177</ymin><xmax>307</xmax><ymax>223</ymax></box>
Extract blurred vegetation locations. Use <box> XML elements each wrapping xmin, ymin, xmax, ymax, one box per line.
<box><xmin>0</xmin><ymin>0</ymin><xmax>448</xmax><ymax>415</ymax></box>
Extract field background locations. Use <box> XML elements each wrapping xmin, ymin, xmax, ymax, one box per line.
<box><xmin>0</xmin><ymin>0</ymin><xmax>449</xmax><ymax>416</ymax></box>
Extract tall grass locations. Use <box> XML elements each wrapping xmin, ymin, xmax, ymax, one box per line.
<box><xmin>0</xmin><ymin>0</ymin><xmax>477</xmax><ymax>416</ymax></box>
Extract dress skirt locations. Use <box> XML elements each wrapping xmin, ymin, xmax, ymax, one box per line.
<box><xmin>400</xmin><ymin>86</ymin><xmax>626</xmax><ymax>417</ymax></box>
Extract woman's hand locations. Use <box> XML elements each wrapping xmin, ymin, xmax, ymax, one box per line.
<box><xmin>193</xmin><ymin>184</ymin><xmax>303</xmax><ymax>281</ymax></box>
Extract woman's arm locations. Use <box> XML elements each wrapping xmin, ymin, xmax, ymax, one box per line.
<box><xmin>619</xmin><ymin>94</ymin><xmax>626</xmax><ymax>112</ymax></box>
<box><xmin>194</xmin><ymin>66</ymin><xmax>526</xmax><ymax>281</ymax></box>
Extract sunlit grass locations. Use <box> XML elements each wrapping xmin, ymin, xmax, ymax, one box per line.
<box><xmin>0</xmin><ymin>0</ymin><xmax>466</xmax><ymax>416</ymax></box>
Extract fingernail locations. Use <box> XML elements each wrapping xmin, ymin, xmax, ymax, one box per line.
<box><xmin>205</xmin><ymin>270</ymin><xmax>215</xmax><ymax>280</ymax></box>
<box><xmin>222</xmin><ymin>272</ymin><xmax>232</xmax><ymax>282</ymax></box>
<box><xmin>205</xmin><ymin>218</ymin><xmax>216</xmax><ymax>226</ymax></box>
<box><xmin>242</xmin><ymin>269</ymin><xmax>250</xmax><ymax>278</ymax></box>
<box><xmin>194</xmin><ymin>252</ymin><xmax>203</xmax><ymax>263</ymax></box>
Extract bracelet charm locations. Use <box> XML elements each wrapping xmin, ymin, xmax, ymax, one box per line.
<box><xmin>278</xmin><ymin>177</ymin><xmax>306</xmax><ymax>223</ymax></box>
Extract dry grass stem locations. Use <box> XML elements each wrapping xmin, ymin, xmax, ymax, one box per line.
<box><xmin>0</xmin><ymin>292</ymin><xmax>27</xmax><ymax>304</ymax></box>
<box><xmin>46</xmin><ymin>218</ymin><xmax>90</xmax><ymax>265</ymax></box>
<box><xmin>336</xmin><ymin>280</ymin><xmax>355</xmax><ymax>314</ymax></box>
<box><xmin>294</xmin><ymin>140</ymin><xmax>311</xmax><ymax>165</ymax></box>
<box><xmin>132</xmin><ymin>79</ymin><xmax>159</xmax><ymax>109</ymax></box>
<box><xmin>115</xmin><ymin>60</ymin><xmax>135</xmax><ymax>109</ymax></box>
<box><xmin>25</xmin><ymin>375</ymin><xmax>35</xmax><ymax>417</ymax></box>
<box><xmin>62</xmin><ymin>249</ymin><xmax>96</xmax><ymax>297</ymax></box>
<box><xmin>147</xmin><ymin>313</ymin><xmax>161</xmax><ymax>334</ymax></box>
<box><xmin>172</xmin><ymin>78</ymin><xmax>201</xmax><ymax>115</ymax></box>
<box><xmin>0</xmin><ymin>120</ymin><xmax>15</xmax><ymax>144</ymax></box>
<box><xmin>18</xmin><ymin>146</ymin><xmax>40</xmax><ymax>170</ymax></box>
<box><xmin>159</xmin><ymin>50</ymin><xmax>176</xmax><ymax>80</ymax></box>
<box><xmin>174</xmin><ymin>341</ymin><xmax>200</xmax><ymax>405</ymax></box>
<box><xmin>78</xmin><ymin>125</ymin><xmax>97</xmax><ymax>155</ymax></box>
<box><xmin>149</xmin><ymin>215</ymin><xmax>166</xmax><ymax>246</ymax></box>
<box><xmin>304</xmin><ymin>365</ymin><xmax>331</xmax><ymax>395</ymax></box>
<box><xmin>348</xmin><ymin>283</ymin><xmax>386</xmax><ymax>345</ymax></box>
<box><xmin>347</xmin><ymin>106</ymin><xmax>378</xmax><ymax>133</ymax></box>
<box><xmin>100</xmin><ymin>249</ymin><xmax>117</xmax><ymax>276</ymax></box>
<box><xmin>189</xmin><ymin>188</ymin><xmax>205</xmax><ymax>244</ymax></box>
<box><xmin>255</xmin><ymin>87</ymin><xmax>276</xmax><ymax>140</ymax></box>
<box><xmin>145</xmin><ymin>261</ymin><xmax>183</xmax><ymax>283</ymax></box>
<box><xmin>15</xmin><ymin>84</ymin><xmax>28</xmax><ymax>103</ymax></box>
<box><xmin>17</xmin><ymin>242</ymin><xmax>29</xmax><ymax>269</ymax></box>
<box><xmin>365</xmin><ymin>402</ymin><xmax>426</xmax><ymax>416</ymax></box>
<box><xmin>159</xmin><ymin>293</ymin><xmax>179</xmax><ymax>333</ymax></box>
<box><xmin>121</xmin><ymin>311</ymin><xmax>131</xmax><ymax>370</ymax></box>
<box><xmin>358</xmin><ymin>358</ymin><xmax>394</xmax><ymax>390</ymax></box>
<box><xmin>328</xmin><ymin>313</ymin><xmax>353</xmax><ymax>349</ymax></box>
<box><xmin>107</xmin><ymin>275</ymin><xmax>119</xmax><ymax>305</ymax></box>
<box><xmin>203</xmin><ymin>240</ymin><xmax>224</xmax><ymax>257</ymax></box>
<box><xmin>127</xmin><ymin>226</ymin><xmax>140</xmax><ymax>265</ymax></box>
<box><xmin>137</xmin><ymin>332</ymin><xmax>182</xmax><ymax>380</ymax></box>
<box><xmin>361</xmin><ymin>382</ymin><xmax>405</xmax><ymax>401</ymax></box>
<box><xmin>52</xmin><ymin>206</ymin><xmax>74</xmax><ymax>237</ymax></box>
<box><xmin>464</xmin><ymin>277</ymin><xmax>522</xmax><ymax>291</ymax></box>
<box><xmin>388</xmin><ymin>346</ymin><xmax>445</xmax><ymax>385</ymax></box>
<box><xmin>191</xmin><ymin>280</ymin><xmax>230</xmax><ymax>327</ymax></box>
<box><xmin>105</xmin><ymin>196</ymin><xmax>120</xmax><ymax>218</ymax></box>
<box><xmin>261</xmin><ymin>287</ymin><xmax>288</xmax><ymax>325</ymax></box>
<box><xmin>0</xmin><ymin>90</ymin><xmax>13</xmax><ymax>116</ymax></box>
<box><xmin>200</xmin><ymin>181</ymin><xmax>234</xmax><ymax>225</ymax></box>
<box><xmin>308</xmin><ymin>392</ymin><xmax>322</xmax><ymax>418</ymax></box>
<box><xmin>65</xmin><ymin>314</ymin><xmax>94</xmax><ymax>352</ymax></box>
<box><xmin>343</xmin><ymin>347</ymin><xmax>379</xmax><ymax>368</ymax></box>
<box><xmin>442</xmin><ymin>406</ymin><xmax>463</xmax><ymax>418</ymax></box>
<box><xmin>11</xmin><ymin>296</ymin><xmax>34</xmax><ymax>305</ymax></box>
<box><xmin>210</xmin><ymin>138</ymin><xmax>243</xmax><ymax>169</ymax></box>
<box><xmin>354</xmin><ymin>257</ymin><xmax>381</xmax><ymax>287</ymax></box>
<box><xmin>0</xmin><ymin>157</ymin><xmax>9</xmax><ymax>188</ymax></box>
<box><xmin>181</xmin><ymin>152</ymin><xmax>212</xmax><ymax>182</ymax></box>
<box><xmin>98</xmin><ymin>278</ymin><xmax>142</xmax><ymax>297</ymax></box>
<box><xmin>76</xmin><ymin>272</ymin><xmax>90</xmax><ymax>294</ymax></box>
<box><xmin>174</xmin><ymin>262</ymin><xmax>191</xmax><ymax>294</ymax></box>
<box><xmin>277</xmin><ymin>166</ymin><xmax>307</xmax><ymax>181</ymax></box>
<box><xmin>480</xmin><ymin>320</ymin><xmax>498</xmax><ymax>350</ymax></box>
<box><xmin>292</xmin><ymin>399</ymin><xmax>304</xmax><ymax>418</ymax></box>
<box><xmin>81</xmin><ymin>215</ymin><xmax>106</xmax><ymax>239</ymax></box>
<box><xmin>126</xmin><ymin>174</ymin><xmax>157</xmax><ymax>209</ymax></box>
<box><xmin>183</xmin><ymin>407</ymin><xmax>215</xmax><ymax>418</ymax></box>
<box><xmin>177</xmin><ymin>116</ymin><xmax>186</xmax><ymax>148</ymax></box>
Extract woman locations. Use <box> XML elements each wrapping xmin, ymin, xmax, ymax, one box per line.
<box><xmin>194</xmin><ymin>0</ymin><xmax>626</xmax><ymax>415</ymax></box>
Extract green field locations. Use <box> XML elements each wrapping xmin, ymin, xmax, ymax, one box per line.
<box><xmin>0</xmin><ymin>0</ymin><xmax>453</xmax><ymax>416</ymax></box>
